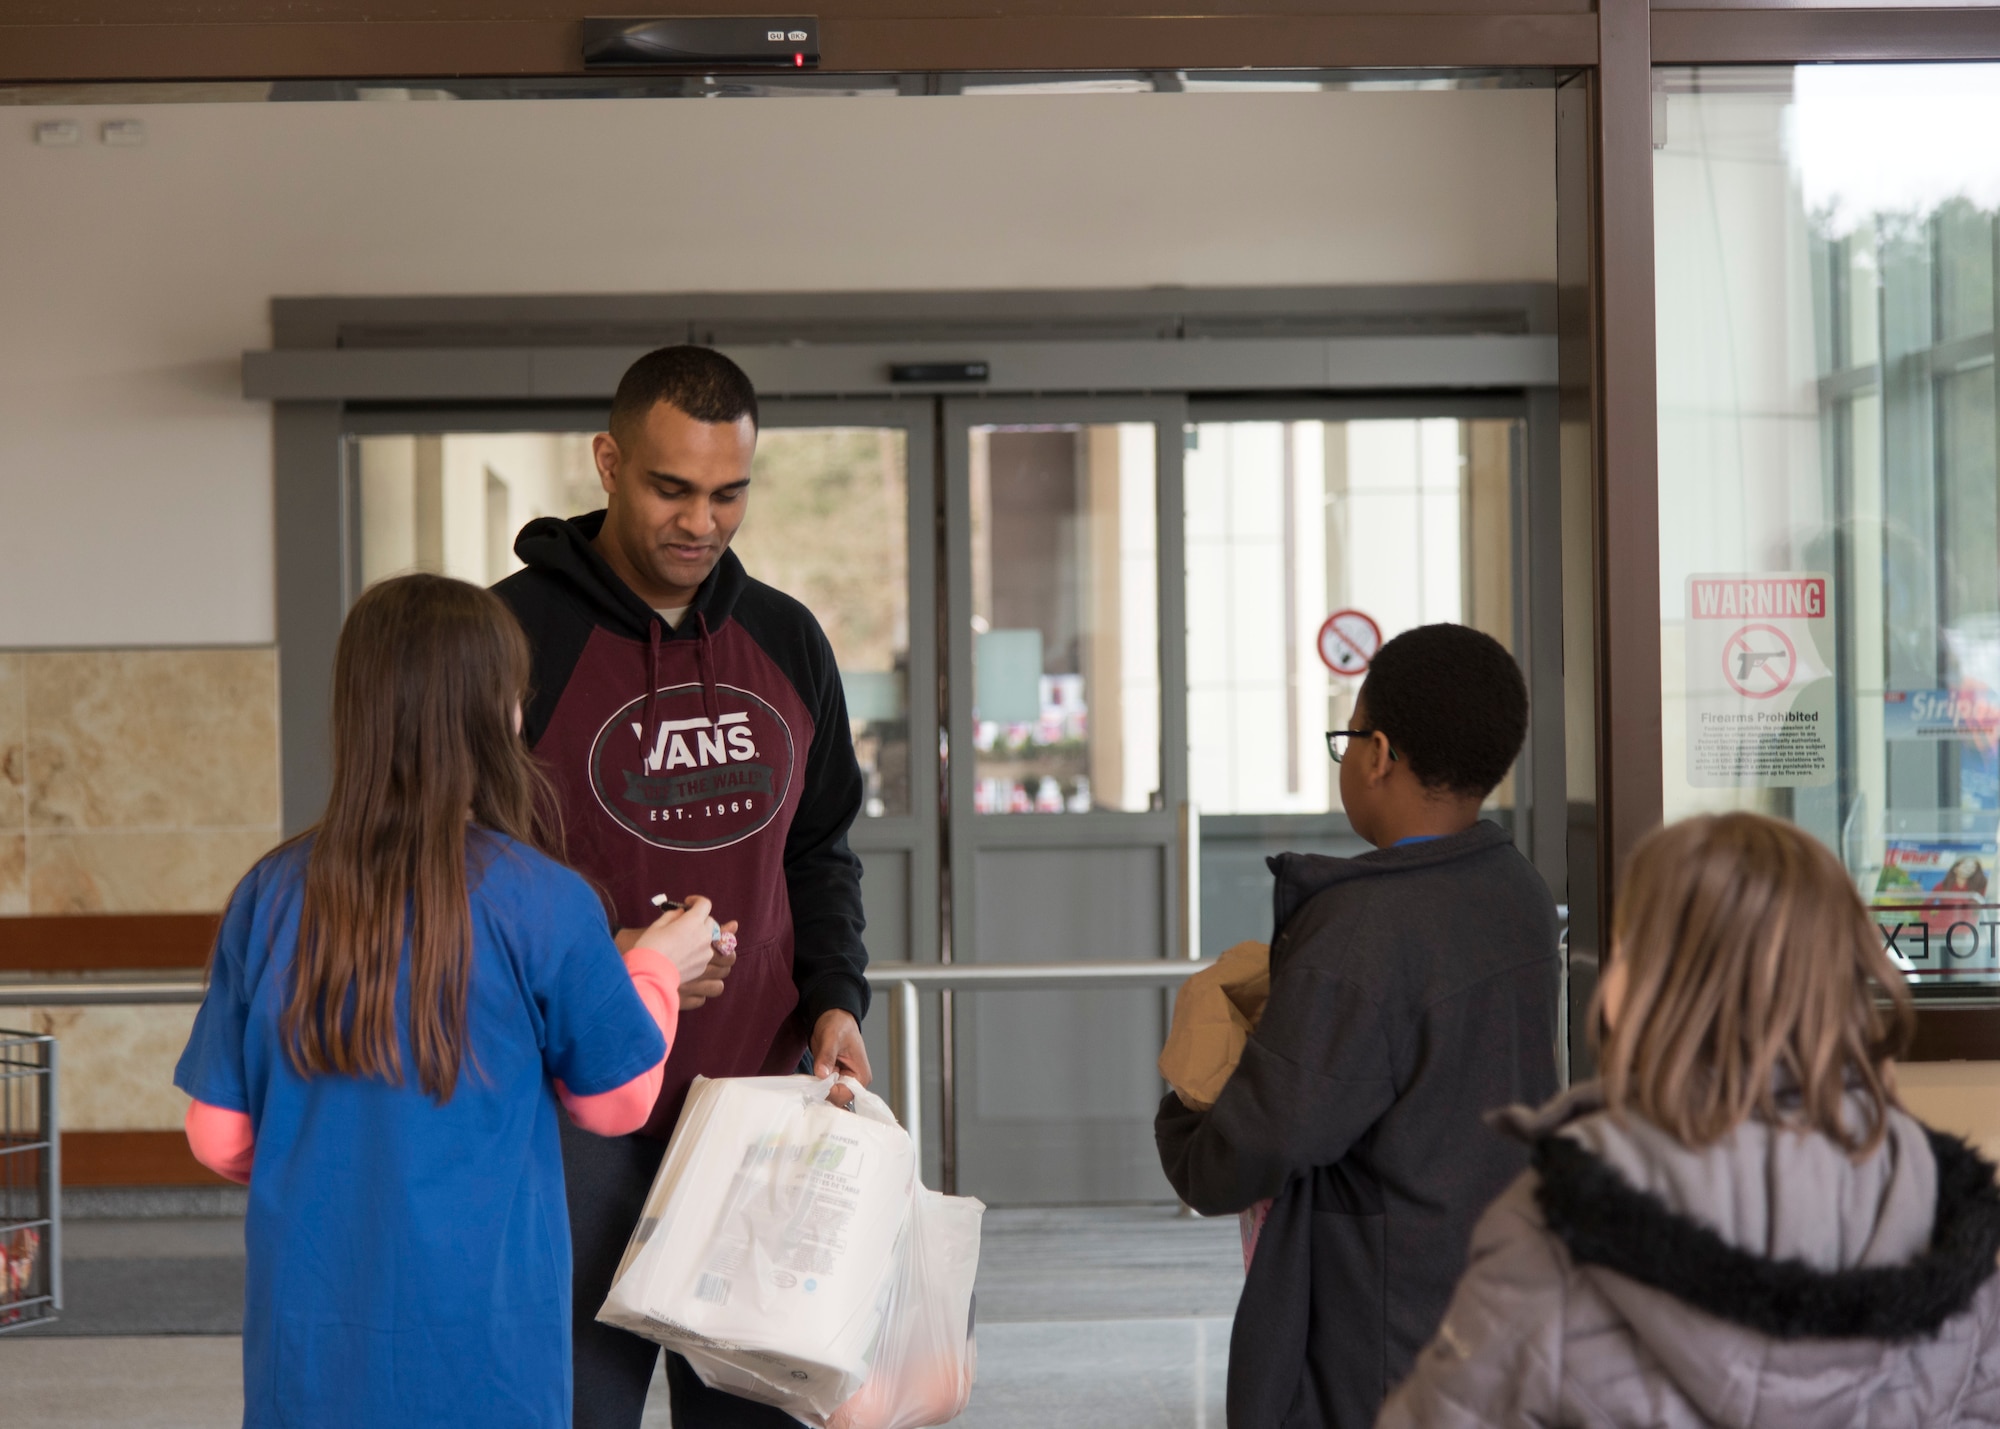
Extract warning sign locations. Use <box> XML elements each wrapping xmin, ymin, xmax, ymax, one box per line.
<box><xmin>1686</xmin><ymin>574</ymin><xmax>1835</xmax><ymax>788</ymax></box>
<box><xmin>1317</xmin><ymin>609</ymin><xmax>1383</xmax><ymax>677</ymax></box>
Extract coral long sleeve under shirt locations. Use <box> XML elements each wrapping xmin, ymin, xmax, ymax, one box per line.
<box><xmin>181</xmin><ymin>940</ymin><xmax>682</xmax><ymax>1176</ymax></box>
<box><xmin>555</xmin><ymin>944</ymin><xmax>681</xmax><ymax>1135</ymax></box>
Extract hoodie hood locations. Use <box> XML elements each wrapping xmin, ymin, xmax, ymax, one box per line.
<box><xmin>513</xmin><ymin>510</ymin><xmax>748</xmax><ymax>725</ymax></box>
<box><xmin>1496</xmin><ymin>1083</ymin><xmax>2000</xmax><ymax>1399</ymax></box>
<box><xmin>1266</xmin><ymin>818</ymin><xmax>1517</xmax><ymax>935</ymax></box>
<box><xmin>511</xmin><ymin>510</ymin><xmax>751</xmax><ymax>642</ymax></box>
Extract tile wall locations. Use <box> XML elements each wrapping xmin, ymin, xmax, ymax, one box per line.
<box><xmin>1</xmin><ymin>647</ymin><xmax>280</xmax><ymax>1131</ymax></box>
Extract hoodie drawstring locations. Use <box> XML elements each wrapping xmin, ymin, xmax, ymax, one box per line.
<box><xmin>646</xmin><ymin>620</ymin><xmax>665</xmax><ymax>755</ymax></box>
<box><xmin>694</xmin><ymin>611</ymin><xmax>721</xmax><ymax>726</ymax></box>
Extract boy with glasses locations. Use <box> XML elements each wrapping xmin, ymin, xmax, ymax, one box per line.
<box><xmin>1156</xmin><ymin>622</ymin><xmax>1559</xmax><ymax>1429</ymax></box>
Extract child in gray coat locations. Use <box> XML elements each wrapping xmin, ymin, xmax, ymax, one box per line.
<box><xmin>1380</xmin><ymin>812</ymin><xmax>2000</xmax><ymax>1429</ymax></box>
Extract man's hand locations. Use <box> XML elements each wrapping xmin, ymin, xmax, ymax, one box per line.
<box><xmin>678</xmin><ymin>925</ymin><xmax>738</xmax><ymax>1010</ymax></box>
<box><xmin>616</xmin><ymin>920</ymin><xmax>738</xmax><ymax>1010</ymax></box>
<box><xmin>811</xmin><ymin>1010</ymin><xmax>872</xmax><ymax>1105</ymax></box>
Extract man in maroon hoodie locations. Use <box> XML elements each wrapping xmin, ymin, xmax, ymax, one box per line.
<box><xmin>495</xmin><ymin>346</ymin><xmax>872</xmax><ymax>1429</ymax></box>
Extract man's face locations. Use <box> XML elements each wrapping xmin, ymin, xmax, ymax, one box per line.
<box><xmin>593</xmin><ymin>401</ymin><xmax>756</xmax><ymax>602</ymax></box>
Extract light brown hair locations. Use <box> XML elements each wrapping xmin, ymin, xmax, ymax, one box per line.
<box><xmin>282</xmin><ymin>574</ymin><xmax>554</xmax><ymax>1101</ymax></box>
<box><xmin>1598</xmin><ymin>812</ymin><xmax>1915</xmax><ymax>1157</ymax></box>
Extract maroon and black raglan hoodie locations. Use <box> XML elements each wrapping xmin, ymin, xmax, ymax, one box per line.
<box><xmin>495</xmin><ymin>511</ymin><xmax>870</xmax><ymax>1136</ymax></box>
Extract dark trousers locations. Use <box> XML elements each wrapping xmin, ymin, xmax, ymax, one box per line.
<box><xmin>563</xmin><ymin>1116</ymin><xmax>801</xmax><ymax>1429</ymax></box>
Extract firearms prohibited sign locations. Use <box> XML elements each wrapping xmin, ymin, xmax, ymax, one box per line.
<box><xmin>1687</xmin><ymin>575</ymin><xmax>1833</xmax><ymax>789</ymax></box>
<box><xmin>1721</xmin><ymin>623</ymin><xmax>1797</xmax><ymax>699</ymax></box>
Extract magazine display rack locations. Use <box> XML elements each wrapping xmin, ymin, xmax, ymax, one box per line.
<box><xmin>1847</xmin><ymin>806</ymin><xmax>2000</xmax><ymax>984</ymax></box>
<box><xmin>0</xmin><ymin>1030</ymin><xmax>58</xmax><ymax>1332</ymax></box>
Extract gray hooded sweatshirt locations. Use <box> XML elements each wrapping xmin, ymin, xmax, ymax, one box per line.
<box><xmin>1378</xmin><ymin>1083</ymin><xmax>2000</xmax><ymax>1429</ymax></box>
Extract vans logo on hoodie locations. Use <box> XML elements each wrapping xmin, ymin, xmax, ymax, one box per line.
<box><xmin>587</xmin><ymin>682</ymin><xmax>796</xmax><ymax>851</ymax></box>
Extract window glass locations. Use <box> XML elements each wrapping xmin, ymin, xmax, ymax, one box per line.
<box><xmin>350</xmin><ymin>426</ymin><xmax>912</xmax><ymax>816</ymax></box>
<box><xmin>731</xmin><ymin>428</ymin><xmax>912</xmax><ymax>817</ymax></box>
<box><xmin>1183</xmin><ymin>417</ymin><xmax>1520</xmax><ymax>816</ymax></box>
<box><xmin>1656</xmin><ymin>64</ymin><xmax>2000</xmax><ymax>987</ymax></box>
<box><xmin>967</xmin><ymin>423</ymin><xmax>1161</xmax><ymax>814</ymax></box>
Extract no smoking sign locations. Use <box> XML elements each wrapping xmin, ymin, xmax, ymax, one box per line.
<box><xmin>1317</xmin><ymin>609</ymin><xmax>1383</xmax><ymax>677</ymax></box>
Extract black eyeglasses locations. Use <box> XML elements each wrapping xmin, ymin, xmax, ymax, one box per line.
<box><xmin>1326</xmin><ymin>729</ymin><xmax>1398</xmax><ymax>764</ymax></box>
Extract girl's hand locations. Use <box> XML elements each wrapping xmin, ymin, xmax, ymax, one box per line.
<box><xmin>635</xmin><ymin>895</ymin><xmax>722</xmax><ymax>988</ymax></box>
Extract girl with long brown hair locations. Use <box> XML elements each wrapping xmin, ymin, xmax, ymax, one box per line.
<box><xmin>173</xmin><ymin>574</ymin><xmax>726</xmax><ymax>1429</ymax></box>
<box><xmin>1381</xmin><ymin>812</ymin><xmax>2000</xmax><ymax>1428</ymax></box>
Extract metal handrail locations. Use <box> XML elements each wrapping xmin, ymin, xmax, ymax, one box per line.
<box><xmin>865</xmin><ymin>960</ymin><xmax>1214</xmax><ymax>991</ymax></box>
<box><xmin>866</xmin><ymin>960</ymin><xmax>1217</xmax><ymax>1170</ymax></box>
<box><xmin>0</xmin><ymin>975</ymin><xmax>205</xmax><ymax>1006</ymax></box>
<box><xmin>5</xmin><ymin>919</ymin><xmax>1569</xmax><ymax>1181</ymax></box>
<box><xmin>0</xmin><ymin>961</ymin><xmax>1217</xmax><ymax>1006</ymax></box>
<box><xmin>0</xmin><ymin>960</ymin><xmax>1219</xmax><ymax>1174</ymax></box>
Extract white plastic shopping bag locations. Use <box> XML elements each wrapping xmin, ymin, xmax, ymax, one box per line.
<box><xmin>825</xmin><ymin>1186</ymin><xmax>984</xmax><ymax>1429</ymax></box>
<box><xmin>597</xmin><ymin>1075</ymin><xmax>917</xmax><ymax>1419</ymax></box>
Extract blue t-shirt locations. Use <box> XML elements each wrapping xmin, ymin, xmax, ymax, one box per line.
<box><xmin>174</xmin><ymin>831</ymin><xmax>665</xmax><ymax>1429</ymax></box>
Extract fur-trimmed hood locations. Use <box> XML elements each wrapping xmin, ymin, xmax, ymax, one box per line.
<box><xmin>1379</xmin><ymin>1088</ymin><xmax>2000</xmax><ymax>1429</ymax></box>
<box><xmin>1493</xmin><ymin>1083</ymin><xmax>2000</xmax><ymax>1421</ymax></box>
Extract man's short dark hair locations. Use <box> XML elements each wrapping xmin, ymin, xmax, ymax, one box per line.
<box><xmin>1359</xmin><ymin>623</ymin><xmax>1527</xmax><ymax>800</ymax></box>
<box><xmin>608</xmin><ymin>345</ymin><xmax>759</xmax><ymax>441</ymax></box>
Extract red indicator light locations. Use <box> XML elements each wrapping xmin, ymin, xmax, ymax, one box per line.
<box><xmin>794</xmin><ymin>53</ymin><xmax>804</xmax><ymax>66</ymax></box>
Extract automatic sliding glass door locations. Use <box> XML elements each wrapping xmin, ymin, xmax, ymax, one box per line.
<box><xmin>944</xmin><ymin>396</ymin><xmax>1190</xmax><ymax>1204</ymax></box>
<box><xmin>339</xmin><ymin>389</ymin><xmax>1550</xmax><ymax>1205</ymax></box>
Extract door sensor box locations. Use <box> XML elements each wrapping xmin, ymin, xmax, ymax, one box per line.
<box><xmin>582</xmin><ymin>16</ymin><xmax>820</xmax><ymax>69</ymax></box>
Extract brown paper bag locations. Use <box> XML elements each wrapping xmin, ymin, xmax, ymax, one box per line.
<box><xmin>1158</xmin><ymin>940</ymin><xmax>1271</xmax><ymax>1110</ymax></box>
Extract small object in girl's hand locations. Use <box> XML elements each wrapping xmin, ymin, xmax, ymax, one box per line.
<box><xmin>655</xmin><ymin>894</ymin><xmax>735</xmax><ymax>955</ymax></box>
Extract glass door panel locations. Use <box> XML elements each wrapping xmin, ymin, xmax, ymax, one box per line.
<box><xmin>356</xmin><ymin>431</ymin><xmax>600</xmax><ymax>588</ymax></box>
<box><xmin>946</xmin><ymin>398</ymin><xmax>1188</xmax><ymax>1205</ymax></box>
<box><xmin>731</xmin><ymin>426</ymin><xmax>914</xmax><ymax>819</ymax></box>
<box><xmin>968</xmin><ymin>422</ymin><xmax>1161</xmax><ymax>816</ymax></box>
<box><xmin>1184</xmin><ymin>411</ymin><xmax>1527</xmax><ymax>951</ymax></box>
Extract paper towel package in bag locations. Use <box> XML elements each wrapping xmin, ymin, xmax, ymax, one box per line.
<box><xmin>826</xmin><ymin>1186</ymin><xmax>983</xmax><ymax>1429</ymax></box>
<box><xmin>597</xmin><ymin>1075</ymin><xmax>918</xmax><ymax>1419</ymax></box>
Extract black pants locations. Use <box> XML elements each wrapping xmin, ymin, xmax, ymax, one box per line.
<box><xmin>563</xmin><ymin>1116</ymin><xmax>801</xmax><ymax>1429</ymax></box>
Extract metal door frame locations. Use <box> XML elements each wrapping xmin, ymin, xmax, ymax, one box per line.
<box><xmin>939</xmin><ymin>394</ymin><xmax>1189</xmax><ymax>1199</ymax></box>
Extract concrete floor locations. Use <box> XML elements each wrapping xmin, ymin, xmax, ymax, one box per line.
<box><xmin>0</xmin><ymin>1205</ymin><xmax>1244</xmax><ymax>1427</ymax></box>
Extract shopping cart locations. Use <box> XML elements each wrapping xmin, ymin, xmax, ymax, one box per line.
<box><xmin>0</xmin><ymin>1030</ymin><xmax>58</xmax><ymax>1331</ymax></box>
